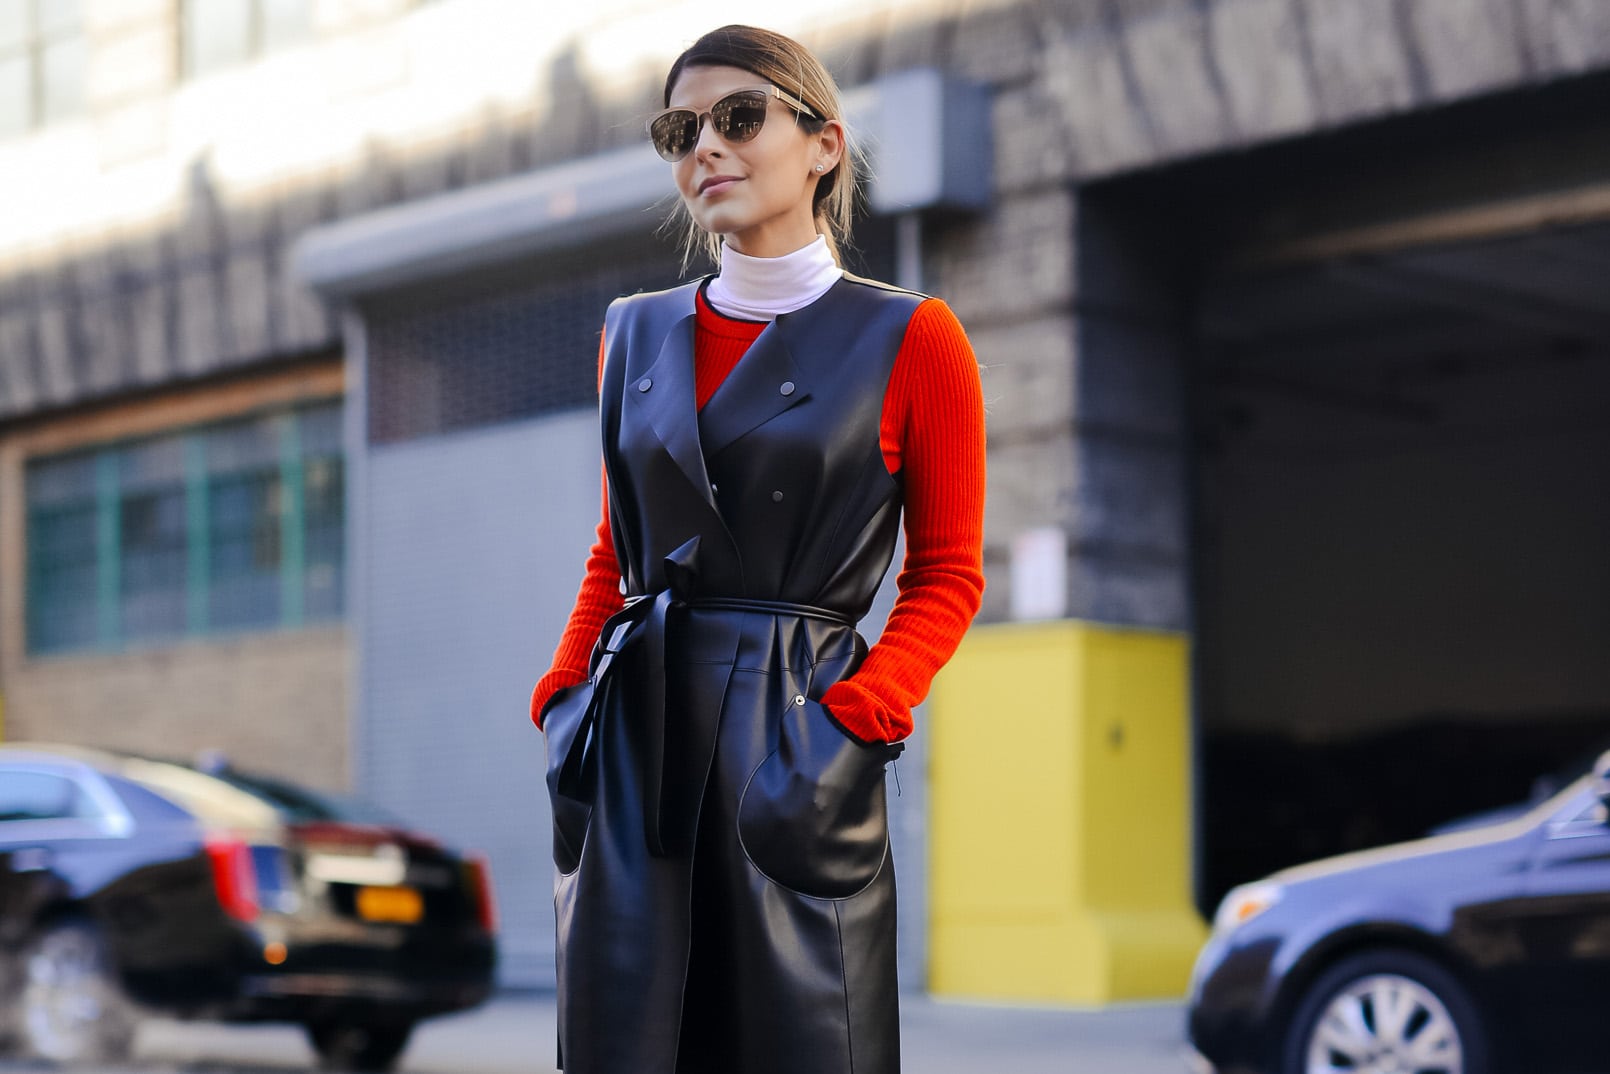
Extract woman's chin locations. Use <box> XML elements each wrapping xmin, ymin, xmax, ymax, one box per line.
<box><xmin>690</xmin><ymin>207</ymin><xmax>748</xmax><ymax>238</ymax></box>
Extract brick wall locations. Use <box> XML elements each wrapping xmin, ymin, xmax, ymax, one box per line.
<box><xmin>3</xmin><ymin>622</ymin><xmax>350</xmax><ymax>792</ymax></box>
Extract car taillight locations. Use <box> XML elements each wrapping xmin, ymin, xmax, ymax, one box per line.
<box><xmin>206</xmin><ymin>838</ymin><xmax>260</xmax><ymax>923</ymax></box>
<box><xmin>464</xmin><ymin>851</ymin><xmax>497</xmax><ymax>933</ymax></box>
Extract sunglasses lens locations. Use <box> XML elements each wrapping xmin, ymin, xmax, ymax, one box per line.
<box><xmin>711</xmin><ymin>91</ymin><xmax>769</xmax><ymax>143</ymax></box>
<box><xmin>649</xmin><ymin>110</ymin><xmax>698</xmax><ymax>161</ymax></box>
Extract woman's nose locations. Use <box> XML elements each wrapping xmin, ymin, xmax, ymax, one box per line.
<box><xmin>693</xmin><ymin>116</ymin><xmax>725</xmax><ymax>160</ymax></box>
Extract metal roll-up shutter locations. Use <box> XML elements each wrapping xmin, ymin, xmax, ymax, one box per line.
<box><xmin>357</xmin><ymin>247</ymin><xmax>680</xmax><ymax>987</ymax></box>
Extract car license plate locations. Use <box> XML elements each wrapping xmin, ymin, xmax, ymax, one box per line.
<box><xmin>356</xmin><ymin>885</ymin><xmax>423</xmax><ymax>924</ymax></box>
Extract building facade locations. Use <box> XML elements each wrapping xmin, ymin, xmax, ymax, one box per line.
<box><xmin>4</xmin><ymin>0</ymin><xmax>1610</xmax><ymax>999</ymax></box>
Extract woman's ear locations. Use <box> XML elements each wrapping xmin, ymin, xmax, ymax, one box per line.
<box><xmin>812</xmin><ymin>119</ymin><xmax>846</xmax><ymax>176</ymax></box>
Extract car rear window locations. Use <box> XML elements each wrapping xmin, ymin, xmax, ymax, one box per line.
<box><xmin>1566</xmin><ymin>796</ymin><xmax>1608</xmax><ymax>826</ymax></box>
<box><xmin>102</xmin><ymin>773</ymin><xmax>196</xmax><ymax>824</ymax></box>
<box><xmin>0</xmin><ymin>770</ymin><xmax>97</xmax><ymax>823</ymax></box>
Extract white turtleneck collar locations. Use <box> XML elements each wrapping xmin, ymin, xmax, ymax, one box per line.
<box><xmin>704</xmin><ymin>234</ymin><xmax>843</xmax><ymax>322</ymax></box>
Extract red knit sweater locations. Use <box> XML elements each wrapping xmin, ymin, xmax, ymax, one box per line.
<box><xmin>531</xmin><ymin>287</ymin><xmax>986</xmax><ymax>743</ymax></box>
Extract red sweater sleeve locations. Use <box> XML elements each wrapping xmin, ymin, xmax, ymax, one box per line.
<box><xmin>820</xmin><ymin>298</ymin><xmax>987</xmax><ymax>743</ymax></box>
<box><xmin>529</xmin><ymin>333</ymin><xmax>625</xmax><ymax>729</ymax></box>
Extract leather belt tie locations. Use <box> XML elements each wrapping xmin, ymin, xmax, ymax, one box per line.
<box><xmin>553</xmin><ymin>537</ymin><xmax>854</xmax><ymax>858</ymax></box>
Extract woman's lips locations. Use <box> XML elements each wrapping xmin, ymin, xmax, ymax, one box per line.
<box><xmin>699</xmin><ymin>176</ymin><xmax>742</xmax><ymax>196</ymax></box>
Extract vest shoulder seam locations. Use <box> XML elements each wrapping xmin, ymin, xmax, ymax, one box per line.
<box><xmin>838</xmin><ymin>272</ymin><xmax>931</xmax><ymax>302</ymax></box>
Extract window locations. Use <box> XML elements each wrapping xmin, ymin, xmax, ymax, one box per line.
<box><xmin>300</xmin><ymin>403</ymin><xmax>346</xmax><ymax>618</ymax></box>
<box><xmin>25</xmin><ymin>451</ymin><xmax>99</xmax><ymax>653</ymax></box>
<box><xmin>181</xmin><ymin>0</ymin><xmax>312</xmax><ymax>77</ymax></box>
<box><xmin>24</xmin><ymin>400</ymin><xmax>344</xmax><ymax>656</ymax></box>
<box><xmin>120</xmin><ymin>433</ymin><xmax>188</xmax><ymax>642</ymax></box>
<box><xmin>0</xmin><ymin>0</ymin><xmax>87</xmax><ymax>139</ymax></box>
<box><xmin>0</xmin><ymin>770</ymin><xmax>94</xmax><ymax>824</ymax></box>
<box><xmin>1566</xmin><ymin>797</ymin><xmax>1608</xmax><ymax>828</ymax></box>
<box><xmin>206</xmin><ymin>415</ymin><xmax>285</xmax><ymax>630</ymax></box>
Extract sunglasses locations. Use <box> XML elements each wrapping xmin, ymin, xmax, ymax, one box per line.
<box><xmin>646</xmin><ymin>85</ymin><xmax>819</xmax><ymax>162</ymax></box>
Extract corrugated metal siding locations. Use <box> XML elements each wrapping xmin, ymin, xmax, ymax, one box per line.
<box><xmin>360</xmin><ymin>411</ymin><xmax>599</xmax><ymax>986</ymax></box>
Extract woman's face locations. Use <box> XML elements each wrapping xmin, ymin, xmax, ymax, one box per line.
<box><xmin>667</xmin><ymin>64</ymin><xmax>841</xmax><ymax>259</ymax></box>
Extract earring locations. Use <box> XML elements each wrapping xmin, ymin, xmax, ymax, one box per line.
<box><xmin>814</xmin><ymin>164</ymin><xmax>824</xmax><ymax>172</ymax></box>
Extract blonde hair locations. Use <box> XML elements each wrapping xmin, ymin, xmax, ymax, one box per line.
<box><xmin>661</xmin><ymin>25</ymin><xmax>855</xmax><ymax>271</ymax></box>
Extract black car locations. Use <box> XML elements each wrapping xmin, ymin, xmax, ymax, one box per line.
<box><xmin>1188</xmin><ymin>750</ymin><xmax>1610</xmax><ymax>1074</ymax></box>
<box><xmin>0</xmin><ymin>742</ymin><xmax>497</xmax><ymax>1070</ymax></box>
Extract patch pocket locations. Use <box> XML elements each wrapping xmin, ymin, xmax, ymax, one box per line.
<box><xmin>736</xmin><ymin>695</ymin><xmax>902</xmax><ymax>899</ymax></box>
<box><xmin>541</xmin><ymin>680</ymin><xmax>598</xmax><ymax>875</ymax></box>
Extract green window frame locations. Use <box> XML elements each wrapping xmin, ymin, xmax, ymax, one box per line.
<box><xmin>24</xmin><ymin>399</ymin><xmax>345</xmax><ymax>657</ymax></box>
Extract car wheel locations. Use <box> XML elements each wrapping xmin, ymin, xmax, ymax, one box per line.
<box><xmin>19</xmin><ymin>918</ymin><xmax>137</xmax><ymax>1064</ymax></box>
<box><xmin>306</xmin><ymin>1018</ymin><xmax>415</xmax><ymax>1072</ymax></box>
<box><xmin>1280</xmin><ymin>949</ymin><xmax>1487</xmax><ymax>1074</ymax></box>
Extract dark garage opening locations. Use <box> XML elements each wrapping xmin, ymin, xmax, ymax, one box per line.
<box><xmin>1193</xmin><ymin>226</ymin><xmax>1610</xmax><ymax>905</ymax></box>
<box><xmin>1095</xmin><ymin>72</ymin><xmax>1610</xmax><ymax>912</ymax></box>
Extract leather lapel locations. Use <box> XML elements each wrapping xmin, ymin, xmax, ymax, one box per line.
<box><xmin>624</xmin><ymin>302</ymin><xmax>713</xmax><ymax>505</ymax></box>
<box><xmin>698</xmin><ymin>310</ymin><xmax>812</xmax><ymax>458</ymax></box>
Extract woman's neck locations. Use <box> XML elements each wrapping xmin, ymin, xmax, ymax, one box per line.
<box><xmin>705</xmin><ymin>234</ymin><xmax>842</xmax><ymax>322</ymax></box>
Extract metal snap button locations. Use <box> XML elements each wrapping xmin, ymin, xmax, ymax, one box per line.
<box><xmin>638</xmin><ymin>377</ymin><xmax>653</xmax><ymax>392</ymax></box>
<box><xmin>793</xmin><ymin>694</ymin><xmax>805</xmax><ymax>707</ymax></box>
<box><xmin>771</xmin><ymin>490</ymin><xmax>784</xmax><ymax>502</ymax></box>
<box><xmin>779</xmin><ymin>380</ymin><xmax>795</xmax><ymax>396</ymax></box>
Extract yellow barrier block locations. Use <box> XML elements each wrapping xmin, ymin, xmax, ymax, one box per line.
<box><xmin>927</xmin><ymin>619</ymin><xmax>1207</xmax><ymax>1004</ymax></box>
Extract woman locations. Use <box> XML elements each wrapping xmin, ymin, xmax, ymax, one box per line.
<box><xmin>530</xmin><ymin>24</ymin><xmax>985</xmax><ymax>1074</ymax></box>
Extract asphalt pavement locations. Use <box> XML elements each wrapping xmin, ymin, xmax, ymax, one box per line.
<box><xmin>2</xmin><ymin>992</ymin><xmax>1194</xmax><ymax>1073</ymax></box>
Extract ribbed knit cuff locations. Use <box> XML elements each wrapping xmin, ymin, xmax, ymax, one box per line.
<box><xmin>820</xmin><ymin>680</ymin><xmax>912</xmax><ymax>744</ymax></box>
<box><xmin>530</xmin><ymin>668</ymin><xmax>588</xmax><ymax>730</ymax></box>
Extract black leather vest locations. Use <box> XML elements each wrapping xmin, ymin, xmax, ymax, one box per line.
<box><xmin>599</xmin><ymin>272</ymin><xmax>923</xmax><ymax>616</ymax></box>
<box><xmin>545</xmin><ymin>273</ymin><xmax>926</xmax><ymax>1072</ymax></box>
<box><xmin>549</xmin><ymin>272</ymin><xmax>925</xmax><ymax>864</ymax></box>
